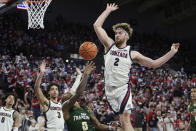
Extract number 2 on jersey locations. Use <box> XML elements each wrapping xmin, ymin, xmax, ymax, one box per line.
<box><xmin>114</xmin><ymin>58</ymin><xmax>119</xmax><ymax>66</ymax></box>
<box><xmin>82</xmin><ymin>121</ymin><xmax>88</xmax><ymax>131</ymax></box>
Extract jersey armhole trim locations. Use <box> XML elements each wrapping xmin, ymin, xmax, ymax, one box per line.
<box><xmin>104</xmin><ymin>43</ymin><xmax>115</xmax><ymax>55</ymax></box>
<box><xmin>43</xmin><ymin>100</ymin><xmax>50</xmax><ymax>113</ymax></box>
<box><xmin>129</xmin><ymin>46</ymin><xmax>133</xmax><ymax>62</ymax></box>
<box><xmin>12</xmin><ymin>110</ymin><xmax>16</xmax><ymax>119</ymax></box>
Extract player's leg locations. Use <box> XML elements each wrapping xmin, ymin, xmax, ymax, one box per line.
<box><xmin>119</xmin><ymin>112</ymin><xmax>134</xmax><ymax>131</ymax></box>
<box><xmin>118</xmin><ymin>84</ymin><xmax>134</xmax><ymax>131</ymax></box>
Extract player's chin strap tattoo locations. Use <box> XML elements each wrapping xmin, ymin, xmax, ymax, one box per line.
<box><xmin>62</xmin><ymin>73</ymin><xmax>89</xmax><ymax>110</ymax></box>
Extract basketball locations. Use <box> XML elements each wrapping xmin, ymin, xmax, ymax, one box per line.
<box><xmin>79</xmin><ymin>41</ymin><xmax>98</xmax><ymax>60</ymax></box>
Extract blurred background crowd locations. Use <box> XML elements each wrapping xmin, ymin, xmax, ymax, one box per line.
<box><xmin>0</xmin><ymin>13</ymin><xmax>196</xmax><ymax>131</ymax></box>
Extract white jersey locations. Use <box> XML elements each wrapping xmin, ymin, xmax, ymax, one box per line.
<box><xmin>44</xmin><ymin>100</ymin><xmax>64</xmax><ymax>130</ymax></box>
<box><xmin>0</xmin><ymin>107</ymin><xmax>15</xmax><ymax>131</ymax></box>
<box><xmin>104</xmin><ymin>44</ymin><xmax>132</xmax><ymax>87</ymax></box>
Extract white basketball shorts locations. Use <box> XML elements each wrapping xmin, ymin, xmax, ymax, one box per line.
<box><xmin>105</xmin><ymin>83</ymin><xmax>133</xmax><ymax>114</ymax></box>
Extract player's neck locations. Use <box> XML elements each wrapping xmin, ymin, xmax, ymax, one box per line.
<box><xmin>5</xmin><ymin>104</ymin><xmax>12</xmax><ymax>110</ymax></box>
<box><xmin>116</xmin><ymin>41</ymin><xmax>127</xmax><ymax>48</ymax></box>
<box><xmin>50</xmin><ymin>98</ymin><xmax>58</xmax><ymax>103</ymax></box>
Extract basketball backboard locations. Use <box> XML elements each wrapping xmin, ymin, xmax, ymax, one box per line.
<box><xmin>17</xmin><ymin>1</ymin><xmax>26</xmax><ymax>10</ymax></box>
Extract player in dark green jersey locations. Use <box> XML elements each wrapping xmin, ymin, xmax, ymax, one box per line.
<box><xmin>61</xmin><ymin>62</ymin><xmax>117</xmax><ymax>131</ymax></box>
<box><xmin>186</xmin><ymin>87</ymin><xmax>196</xmax><ymax>131</ymax></box>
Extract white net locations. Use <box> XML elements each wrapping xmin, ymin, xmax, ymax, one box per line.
<box><xmin>24</xmin><ymin>0</ymin><xmax>52</xmax><ymax>29</ymax></box>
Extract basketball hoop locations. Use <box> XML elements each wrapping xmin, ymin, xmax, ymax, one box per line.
<box><xmin>24</xmin><ymin>0</ymin><xmax>52</xmax><ymax>29</ymax></box>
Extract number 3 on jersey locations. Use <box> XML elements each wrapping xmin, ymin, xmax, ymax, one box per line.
<box><xmin>1</xmin><ymin>117</ymin><xmax>5</xmax><ymax>123</ymax></box>
<box><xmin>57</xmin><ymin>112</ymin><xmax>61</xmax><ymax>118</ymax></box>
<box><xmin>114</xmin><ymin>58</ymin><xmax>119</xmax><ymax>66</ymax></box>
<box><xmin>82</xmin><ymin>121</ymin><xmax>88</xmax><ymax>131</ymax></box>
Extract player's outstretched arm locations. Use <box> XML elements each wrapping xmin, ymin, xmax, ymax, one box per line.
<box><xmin>93</xmin><ymin>3</ymin><xmax>118</xmax><ymax>51</ymax></box>
<box><xmin>12</xmin><ymin>111</ymin><xmax>19</xmax><ymax>131</ymax></box>
<box><xmin>131</xmin><ymin>43</ymin><xmax>180</xmax><ymax>69</ymax></box>
<box><xmin>34</xmin><ymin>61</ymin><xmax>49</xmax><ymax>112</ymax></box>
<box><xmin>62</xmin><ymin>62</ymin><xmax>95</xmax><ymax>110</ymax></box>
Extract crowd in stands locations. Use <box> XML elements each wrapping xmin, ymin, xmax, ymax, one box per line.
<box><xmin>0</xmin><ymin>13</ymin><xmax>196</xmax><ymax>131</ymax></box>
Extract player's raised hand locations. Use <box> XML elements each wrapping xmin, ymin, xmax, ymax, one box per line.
<box><xmin>40</xmin><ymin>61</ymin><xmax>47</xmax><ymax>73</ymax></box>
<box><xmin>84</xmin><ymin>61</ymin><xmax>95</xmax><ymax>75</ymax></box>
<box><xmin>106</xmin><ymin>3</ymin><xmax>119</xmax><ymax>12</ymax></box>
<box><xmin>171</xmin><ymin>43</ymin><xmax>180</xmax><ymax>53</ymax></box>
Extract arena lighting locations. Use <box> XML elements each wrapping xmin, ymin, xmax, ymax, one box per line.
<box><xmin>66</xmin><ymin>59</ymin><xmax>69</xmax><ymax>63</ymax></box>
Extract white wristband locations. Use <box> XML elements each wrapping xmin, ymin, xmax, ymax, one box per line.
<box><xmin>71</xmin><ymin>74</ymin><xmax>82</xmax><ymax>93</ymax></box>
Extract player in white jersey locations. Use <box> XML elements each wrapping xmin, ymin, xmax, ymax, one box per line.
<box><xmin>0</xmin><ymin>94</ymin><xmax>19</xmax><ymax>131</ymax></box>
<box><xmin>34</xmin><ymin>61</ymin><xmax>64</xmax><ymax>131</ymax></box>
<box><xmin>94</xmin><ymin>3</ymin><xmax>180</xmax><ymax>131</ymax></box>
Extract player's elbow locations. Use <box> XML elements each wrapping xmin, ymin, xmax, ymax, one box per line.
<box><xmin>93</xmin><ymin>23</ymin><xmax>101</xmax><ymax>29</ymax></box>
<box><xmin>93</xmin><ymin>24</ymin><xmax>98</xmax><ymax>30</ymax></box>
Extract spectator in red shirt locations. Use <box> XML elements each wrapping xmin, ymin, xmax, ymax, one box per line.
<box><xmin>31</xmin><ymin>94</ymin><xmax>40</xmax><ymax>121</ymax></box>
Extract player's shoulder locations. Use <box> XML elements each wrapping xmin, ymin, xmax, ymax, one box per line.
<box><xmin>13</xmin><ymin>110</ymin><xmax>19</xmax><ymax>115</ymax></box>
<box><xmin>130</xmin><ymin>50</ymin><xmax>140</xmax><ymax>59</ymax></box>
<box><xmin>13</xmin><ymin>110</ymin><xmax>19</xmax><ymax>119</ymax></box>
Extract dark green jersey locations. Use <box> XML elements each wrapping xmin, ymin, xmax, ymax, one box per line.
<box><xmin>66</xmin><ymin>106</ymin><xmax>96</xmax><ymax>131</ymax></box>
<box><xmin>189</xmin><ymin>102</ymin><xmax>196</xmax><ymax>131</ymax></box>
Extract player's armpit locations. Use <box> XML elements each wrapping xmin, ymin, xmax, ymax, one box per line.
<box><xmin>63</xmin><ymin>108</ymin><xmax>70</xmax><ymax>120</ymax></box>
<box><xmin>13</xmin><ymin>111</ymin><xmax>19</xmax><ymax>128</ymax></box>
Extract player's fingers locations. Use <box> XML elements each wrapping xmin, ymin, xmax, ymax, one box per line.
<box><xmin>90</xmin><ymin>61</ymin><xmax>95</xmax><ymax>65</ymax></box>
<box><xmin>89</xmin><ymin>61</ymin><xmax>94</xmax><ymax>67</ymax></box>
<box><xmin>90</xmin><ymin>62</ymin><xmax>95</xmax><ymax>67</ymax></box>
<box><xmin>88</xmin><ymin>61</ymin><xmax>91</xmax><ymax>66</ymax></box>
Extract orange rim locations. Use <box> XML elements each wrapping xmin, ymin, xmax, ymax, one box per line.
<box><xmin>26</xmin><ymin>0</ymin><xmax>48</xmax><ymax>3</ymax></box>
